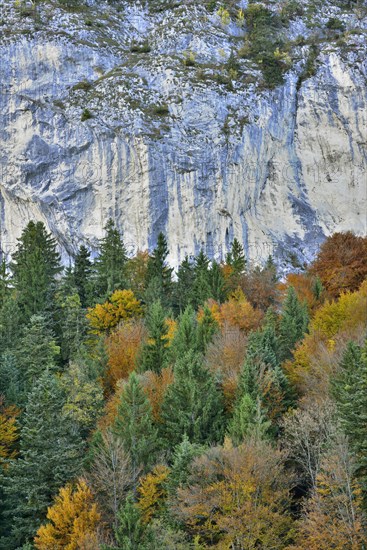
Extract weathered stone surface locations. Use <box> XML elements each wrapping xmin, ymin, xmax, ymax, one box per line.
<box><xmin>0</xmin><ymin>0</ymin><xmax>366</xmax><ymax>267</ymax></box>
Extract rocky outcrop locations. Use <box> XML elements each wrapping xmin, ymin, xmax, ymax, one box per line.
<box><xmin>0</xmin><ymin>0</ymin><xmax>366</xmax><ymax>267</ymax></box>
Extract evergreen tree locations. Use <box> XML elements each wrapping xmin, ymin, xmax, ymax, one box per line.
<box><xmin>10</xmin><ymin>221</ymin><xmax>62</xmax><ymax>322</ymax></box>
<box><xmin>228</xmin><ymin>395</ymin><xmax>271</xmax><ymax>445</ymax></box>
<box><xmin>140</xmin><ymin>301</ymin><xmax>169</xmax><ymax>373</ymax></box>
<box><xmin>74</xmin><ymin>245</ymin><xmax>94</xmax><ymax>307</ymax></box>
<box><xmin>174</xmin><ymin>256</ymin><xmax>194</xmax><ymax>314</ymax></box>
<box><xmin>192</xmin><ymin>250</ymin><xmax>211</xmax><ymax>309</ymax></box>
<box><xmin>0</xmin><ymin>295</ymin><xmax>22</xmax><ymax>352</ymax></box>
<box><xmin>16</xmin><ymin>315</ymin><xmax>60</xmax><ymax>396</ymax></box>
<box><xmin>145</xmin><ymin>233</ymin><xmax>173</xmax><ymax>305</ymax></box>
<box><xmin>103</xmin><ymin>493</ymin><xmax>153</xmax><ymax>550</ymax></box>
<box><xmin>226</xmin><ymin>238</ymin><xmax>246</xmax><ymax>276</ymax></box>
<box><xmin>160</xmin><ymin>350</ymin><xmax>224</xmax><ymax>449</ymax></box>
<box><xmin>0</xmin><ymin>260</ymin><xmax>11</xmax><ymax>308</ymax></box>
<box><xmin>209</xmin><ymin>260</ymin><xmax>227</xmax><ymax>303</ymax></box>
<box><xmin>0</xmin><ymin>353</ymin><xmax>20</xmax><ymax>407</ymax></box>
<box><xmin>1</xmin><ymin>372</ymin><xmax>83</xmax><ymax>548</ymax></box>
<box><xmin>95</xmin><ymin>219</ymin><xmax>127</xmax><ymax>298</ymax></box>
<box><xmin>197</xmin><ymin>305</ymin><xmax>219</xmax><ymax>354</ymax></box>
<box><xmin>333</xmin><ymin>341</ymin><xmax>367</xmax><ymax>508</ymax></box>
<box><xmin>59</xmin><ymin>293</ymin><xmax>86</xmax><ymax>363</ymax></box>
<box><xmin>170</xmin><ymin>305</ymin><xmax>199</xmax><ymax>363</ymax></box>
<box><xmin>114</xmin><ymin>372</ymin><xmax>158</xmax><ymax>478</ymax></box>
<box><xmin>278</xmin><ymin>286</ymin><xmax>309</xmax><ymax>362</ymax></box>
<box><xmin>167</xmin><ymin>435</ymin><xmax>204</xmax><ymax>494</ymax></box>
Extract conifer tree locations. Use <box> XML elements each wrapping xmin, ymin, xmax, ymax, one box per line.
<box><xmin>11</xmin><ymin>221</ymin><xmax>62</xmax><ymax>322</ymax></box>
<box><xmin>0</xmin><ymin>295</ymin><xmax>22</xmax><ymax>352</ymax></box>
<box><xmin>95</xmin><ymin>219</ymin><xmax>127</xmax><ymax>298</ymax></box>
<box><xmin>278</xmin><ymin>286</ymin><xmax>309</xmax><ymax>362</ymax></box>
<box><xmin>16</xmin><ymin>315</ymin><xmax>60</xmax><ymax>396</ymax></box>
<box><xmin>59</xmin><ymin>293</ymin><xmax>86</xmax><ymax>363</ymax></box>
<box><xmin>333</xmin><ymin>341</ymin><xmax>367</xmax><ymax>508</ymax></box>
<box><xmin>0</xmin><ymin>260</ymin><xmax>11</xmax><ymax>309</ymax></box>
<box><xmin>197</xmin><ymin>305</ymin><xmax>219</xmax><ymax>354</ymax></box>
<box><xmin>74</xmin><ymin>245</ymin><xmax>94</xmax><ymax>307</ymax></box>
<box><xmin>174</xmin><ymin>256</ymin><xmax>194</xmax><ymax>313</ymax></box>
<box><xmin>169</xmin><ymin>305</ymin><xmax>198</xmax><ymax>363</ymax></box>
<box><xmin>228</xmin><ymin>395</ymin><xmax>271</xmax><ymax>444</ymax></box>
<box><xmin>140</xmin><ymin>301</ymin><xmax>169</xmax><ymax>373</ymax></box>
<box><xmin>103</xmin><ymin>493</ymin><xmax>153</xmax><ymax>550</ymax></box>
<box><xmin>160</xmin><ymin>350</ymin><xmax>224</xmax><ymax>449</ymax></box>
<box><xmin>0</xmin><ymin>353</ymin><xmax>20</xmax><ymax>406</ymax></box>
<box><xmin>209</xmin><ymin>260</ymin><xmax>226</xmax><ymax>303</ymax></box>
<box><xmin>114</xmin><ymin>372</ymin><xmax>159</xmax><ymax>479</ymax></box>
<box><xmin>192</xmin><ymin>250</ymin><xmax>211</xmax><ymax>309</ymax></box>
<box><xmin>226</xmin><ymin>238</ymin><xmax>246</xmax><ymax>276</ymax></box>
<box><xmin>167</xmin><ymin>435</ymin><xmax>204</xmax><ymax>494</ymax></box>
<box><xmin>145</xmin><ymin>232</ymin><xmax>173</xmax><ymax>306</ymax></box>
<box><xmin>2</xmin><ymin>372</ymin><xmax>83</xmax><ymax>548</ymax></box>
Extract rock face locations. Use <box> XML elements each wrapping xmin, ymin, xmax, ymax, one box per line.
<box><xmin>0</xmin><ymin>0</ymin><xmax>366</xmax><ymax>267</ymax></box>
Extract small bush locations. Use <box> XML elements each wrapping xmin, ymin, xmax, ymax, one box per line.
<box><xmin>85</xmin><ymin>19</ymin><xmax>93</xmax><ymax>26</ymax></box>
<box><xmin>183</xmin><ymin>51</ymin><xmax>196</xmax><ymax>67</ymax></box>
<box><xmin>72</xmin><ymin>80</ymin><xmax>92</xmax><ymax>92</ymax></box>
<box><xmin>153</xmin><ymin>104</ymin><xmax>169</xmax><ymax>116</ymax></box>
<box><xmin>130</xmin><ymin>41</ymin><xmax>151</xmax><ymax>53</ymax></box>
<box><xmin>81</xmin><ymin>108</ymin><xmax>93</xmax><ymax>121</ymax></box>
<box><xmin>326</xmin><ymin>17</ymin><xmax>345</xmax><ymax>31</ymax></box>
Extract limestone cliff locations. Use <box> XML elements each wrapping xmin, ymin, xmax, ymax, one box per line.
<box><xmin>0</xmin><ymin>0</ymin><xmax>366</xmax><ymax>267</ymax></box>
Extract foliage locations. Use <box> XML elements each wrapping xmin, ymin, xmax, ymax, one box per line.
<box><xmin>160</xmin><ymin>350</ymin><xmax>224</xmax><ymax>449</ymax></box>
<box><xmin>309</xmin><ymin>232</ymin><xmax>367</xmax><ymax>298</ymax></box>
<box><xmin>138</xmin><ymin>465</ymin><xmax>170</xmax><ymax>523</ymax></box>
<box><xmin>34</xmin><ymin>480</ymin><xmax>101</xmax><ymax>550</ymax></box>
<box><xmin>139</xmin><ymin>301</ymin><xmax>169</xmax><ymax>373</ymax></box>
<box><xmin>11</xmin><ymin>221</ymin><xmax>62</xmax><ymax>322</ymax></box>
<box><xmin>175</xmin><ymin>439</ymin><xmax>294</xmax><ymax>548</ymax></box>
<box><xmin>0</xmin><ymin>399</ymin><xmax>19</xmax><ymax>468</ymax></box>
<box><xmin>95</xmin><ymin>219</ymin><xmax>127</xmax><ymax>299</ymax></box>
<box><xmin>87</xmin><ymin>289</ymin><xmax>142</xmax><ymax>334</ymax></box>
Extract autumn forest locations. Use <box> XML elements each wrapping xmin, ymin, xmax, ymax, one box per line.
<box><xmin>0</xmin><ymin>222</ymin><xmax>367</xmax><ymax>549</ymax></box>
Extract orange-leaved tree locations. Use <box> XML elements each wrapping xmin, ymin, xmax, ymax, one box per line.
<box><xmin>309</xmin><ymin>232</ymin><xmax>367</xmax><ymax>298</ymax></box>
<box><xmin>34</xmin><ymin>479</ymin><xmax>101</xmax><ymax>550</ymax></box>
<box><xmin>86</xmin><ymin>289</ymin><xmax>142</xmax><ymax>334</ymax></box>
<box><xmin>175</xmin><ymin>439</ymin><xmax>294</xmax><ymax>548</ymax></box>
<box><xmin>140</xmin><ymin>367</ymin><xmax>174</xmax><ymax>420</ymax></box>
<box><xmin>201</xmin><ymin>289</ymin><xmax>262</xmax><ymax>334</ymax></box>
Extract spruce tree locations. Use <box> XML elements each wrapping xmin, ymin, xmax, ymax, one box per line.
<box><xmin>197</xmin><ymin>305</ymin><xmax>219</xmax><ymax>354</ymax></box>
<box><xmin>74</xmin><ymin>245</ymin><xmax>94</xmax><ymax>307</ymax></box>
<box><xmin>278</xmin><ymin>286</ymin><xmax>309</xmax><ymax>362</ymax></box>
<box><xmin>209</xmin><ymin>260</ymin><xmax>227</xmax><ymax>303</ymax></box>
<box><xmin>59</xmin><ymin>293</ymin><xmax>86</xmax><ymax>363</ymax></box>
<box><xmin>95</xmin><ymin>219</ymin><xmax>127</xmax><ymax>298</ymax></box>
<box><xmin>140</xmin><ymin>301</ymin><xmax>169</xmax><ymax>373</ymax></box>
<box><xmin>167</xmin><ymin>435</ymin><xmax>204</xmax><ymax>494</ymax></box>
<box><xmin>1</xmin><ymin>372</ymin><xmax>83</xmax><ymax>548</ymax></box>
<box><xmin>174</xmin><ymin>256</ymin><xmax>194</xmax><ymax>314</ymax></box>
<box><xmin>170</xmin><ymin>305</ymin><xmax>199</xmax><ymax>363</ymax></box>
<box><xmin>0</xmin><ymin>295</ymin><xmax>22</xmax><ymax>352</ymax></box>
<box><xmin>226</xmin><ymin>238</ymin><xmax>246</xmax><ymax>276</ymax></box>
<box><xmin>114</xmin><ymin>372</ymin><xmax>158</xmax><ymax>478</ymax></box>
<box><xmin>10</xmin><ymin>221</ymin><xmax>62</xmax><ymax>322</ymax></box>
<box><xmin>333</xmin><ymin>341</ymin><xmax>367</xmax><ymax>508</ymax></box>
<box><xmin>0</xmin><ymin>259</ymin><xmax>11</xmax><ymax>309</ymax></box>
<box><xmin>192</xmin><ymin>250</ymin><xmax>211</xmax><ymax>309</ymax></box>
<box><xmin>145</xmin><ymin>232</ymin><xmax>173</xmax><ymax>306</ymax></box>
<box><xmin>160</xmin><ymin>350</ymin><xmax>224</xmax><ymax>449</ymax></box>
<box><xmin>228</xmin><ymin>395</ymin><xmax>271</xmax><ymax>445</ymax></box>
<box><xmin>16</xmin><ymin>315</ymin><xmax>60</xmax><ymax>395</ymax></box>
<box><xmin>103</xmin><ymin>493</ymin><xmax>153</xmax><ymax>550</ymax></box>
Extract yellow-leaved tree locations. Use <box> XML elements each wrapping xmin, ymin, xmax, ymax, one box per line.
<box><xmin>138</xmin><ymin>464</ymin><xmax>170</xmax><ymax>523</ymax></box>
<box><xmin>86</xmin><ymin>289</ymin><xmax>142</xmax><ymax>334</ymax></box>
<box><xmin>0</xmin><ymin>398</ymin><xmax>19</xmax><ymax>468</ymax></box>
<box><xmin>34</xmin><ymin>479</ymin><xmax>101</xmax><ymax>550</ymax></box>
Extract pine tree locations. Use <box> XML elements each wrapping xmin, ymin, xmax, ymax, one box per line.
<box><xmin>145</xmin><ymin>233</ymin><xmax>173</xmax><ymax>306</ymax></box>
<box><xmin>95</xmin><ymin>219</ymin><xmax>127</xmax><ymax>298</ymax></box>
<box><xmin>10</xmin><ymin>221</ymin><xmax>62</xmax><ymax>322</ymax></box>
<box><xmin>1</xmin><ymin>372</ymin><xmax>83</xmax><ymax>548</ymax></box>
<box><xmin>74</xmin><ymin>245</ymin><xmax>94</xmax><ymax>307</ymax></box>
<box><xmin>114</xmin><ymin>372</ymin><xmax>159</xmax><ymax>479</ymax></box>
<box><xmin>103</xmin><ymin>493</ymin><xmax>153</xmax><ymax>550</ymax></box>
<box><xmin>140</xmin><ymin>301</ymin><xmax>169</xmax><ymax>373</ymax></box>
<box><xmin>16</xmin><ymin>315</ymin><xmax>60</xmax><ymax>395</ymax></box>
<box><xmin>160</xmin><ymin>350</ymin><xmax>224</xmax><ymax>449</ymax></box>
<box><xmin>333</xmin><ymin>341</ymin><xmax>367</xmax><ymax>508</ymax></box>
<box><xmin>278</xmin><ymin>286</ymin><xmax>309</xmax><ymax>362</ymax></box>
